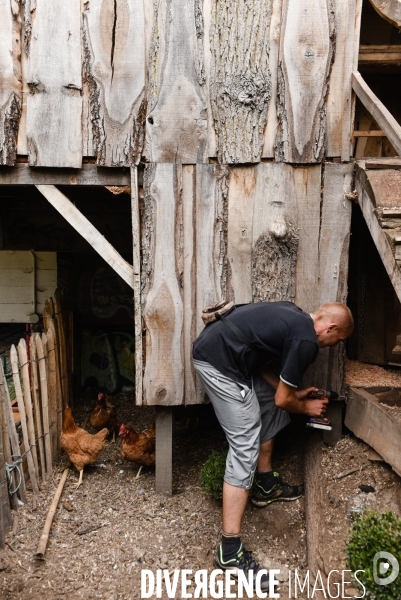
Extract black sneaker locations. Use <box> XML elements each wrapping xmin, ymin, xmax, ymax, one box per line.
<box><xmin>214</xmin><ymin>543</ymin><xmax>269</xmax><ymax>591</ymax></box>
<box><xmin>251</xmin><ymin>471</ymin><xmax>304</xmax><ymax>507</ymax></box>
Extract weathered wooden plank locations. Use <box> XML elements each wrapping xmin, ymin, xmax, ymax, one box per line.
<box><xmin>0</xmin><ymin>0</ymin><xmax>22</xmax><ymax>165</ymax></box>
<box><xmin>182</xmin><ymin>166</ymin><xmax>197</xmax><ymax>405</ymax></box>
<box><xmin>262</xmin><ymin>0</ymin><xmax>283</xmax><ymax>158</ymax></box>
<box><xmin>202</xmin><ymin>0</ymin><xmax>216</xmax><ymax>158</ymax></box>
<box><xmin>275</xmin><ymin>0</ymin><xmax>335</xmax><ymax>163</ymax></box>
<box><xmin>83</xmin><ymin>0</ymin><xmax>145</xmax><ymax>166</ymax></box>
<box><xmin>346</xmin><ymin>387</ymin><xmax>401</xmax><ymax>477</ymax></box>
<box><xmin>195</xmin><ymin>164</ymin><xmax>229</xmax><ymax>334</ymax></box>
<box><xmin>146</xmin><ymin>0</ymin><xmax>208</xmax><ymax>163</ymax></box>
<box><xmin>35</xmin><ymin>333</ymin><xmax>52</xmax><ymax>478</ymax></box>
<box><xmin>355</xmin><ymin>166</ymin><xmax>401</xmax><ymax>303</ymax></box>
<box><xmin>0</xmin><ymin>394</ymin><xmax>12</xmax><ymax>545</ymax></box>
<box><xmin>368</xmin><ymin>0</ymin><xmax>401</xmax><ymax>28</ymax></box>
<box><xmin>326</xmin><ymin>0</ymin><xmax>363</xmax><ymax>160</ymax></box>
<box><xmin>142</xmin><ymin>164</ymin><xmax>184</xmax><ymax>406</ymax></box>
<box><xmin>29</xmin><ymin>334</ymin><xmax>46</xmax><ymax>481</ymax></box>
<box><xmin>352</xmin><ymin>71</ymin><xmax>401</xmax><ymax>158</ymax></box>
<box><xmin>25</xmin><ymin>0</ymin><xmax>82</xmax><ymax>167</ymax></box>
<box><xmin>210</xmin><ymin>0</ymin><xmax>272</xmax><ymax>163</ymax></box>
<box><xmin>17</xmin><ymin>339</ymin><xmax>40</xmax><ymax>481</ymax></box>
<box><xmin>10</xmin><ymin>344</ymin><xmax>39</xmax><ymax>501</ymax></box>
<box><xmin>155</xmin><ymin>406</ymin><xmax>173</xmax><ymax>495</ymax></box>
<box><xmin>0</xmin><ymin>384</ymin><xmax>19</xmax><ymax>512</ymax></box>
<box><xmin>0</xmin><ymin>164</ymin><xmax>132</xmax><ymax>186</ymax></box>
<box><xmin>365</xmin><ymin>158</ymin><xmax>401</xmax><ymax>169</ymax></box>
<box><xmin>131</xmin><ymin>168</ymin><xmax>142</xmax><ymax>406</ymax></box>
<box><xmin>252</xmin><ymin>163</ymin><xmax>299</xmax><ymax>303</ymax></box>
<box><xmin>226</xmin><ymin>166</ymin><xmax>255</xmax><ymax>303</ymax></box>
<box><xmin>36</xmin><ymin>185</ymin><xmax>134</xmax><ymax>290</ymax></box>
<box><xmin>294</xmin><ymin>166</ymin><xmax>322</xmax><ymax>312</ymax></box>
<box><xmin>359</xmin><ymin>45</ymin><xmax>401</xmax><ymax>66</ymax></box>
<box><xmin>0</xmin><ymin>360</ymin><xmax>27</xmax><ymax>504</ymax></box>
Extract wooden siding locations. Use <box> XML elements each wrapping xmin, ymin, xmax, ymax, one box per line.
<box><xmin>0</xmin><ymin>0</ymin><xmax>363</xmax><ymax>166</ymax></box>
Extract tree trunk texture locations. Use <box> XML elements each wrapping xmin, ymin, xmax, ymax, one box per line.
<box><xmin>325</xmin><ymin>0</ymin><xmax>362</xmax><ymax>160</ymax></box>
<box><xmin>369</xmin><ymin>0</ymin><xmax>401</xmax><ymax>28</ymax></box>
<box><xmin>275</xmin><ymin>0</ymin><xmax>335</xmax><ymax>163</ymax></box>
<box><xmin>210</xmin><ymin>0</ymin><xmax>272</xmax><ymax>164</ymax></box>
<box><xmin>83</xmin><ymin>0</ymin><xmax>146</xmax><ymax>166</ymax></box>
<box><xmin>25</xmin><ymin>0</ymin><xmax>82</xmax><ymax>167</ymax></box>
<box><xmin>145</xmin><ymin>0</ymin><xmax>208</xmax><ymax>163</ymax></box>
<box><xmin>142</xmin><ymin>164</ymin><xmax>184</xmax><ymax>405</ymax></box>
<box><xmin>0</xmin><ymin>0</ymin><xmax>22</xmax><ymax>165</ymax></box>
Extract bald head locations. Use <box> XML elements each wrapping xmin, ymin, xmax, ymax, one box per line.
<box><xmin>311</xmin><ymin>303</ymin><xmax>354</xmax><ymax>348</ymax></box>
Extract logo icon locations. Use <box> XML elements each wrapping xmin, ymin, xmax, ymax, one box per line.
<box><xmin>373</xmin><ymin>552</ymin><xmax>399</xmax><ymax>586</ymax></box>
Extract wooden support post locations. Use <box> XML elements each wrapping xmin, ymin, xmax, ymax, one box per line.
<box><xmin>155</xmin><ymin>406</ymin><xmax>173</xmax><ymax>495</ymax></box>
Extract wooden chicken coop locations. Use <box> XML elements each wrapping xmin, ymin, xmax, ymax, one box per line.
<box><xmin>2</xmin><ymin>0</ymin><xmax>401</xmax><ymax>496</ymax></box>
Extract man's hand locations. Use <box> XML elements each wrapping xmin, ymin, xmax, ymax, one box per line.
<box><xmin>275</xmin><ymin>381</ymin><xmax>328</xmax><ymax>416</ymax></box>
<box><xmin>302</xmin><ymin>398</ymin><xmax>329</xmax><ymax>417</ymax></box>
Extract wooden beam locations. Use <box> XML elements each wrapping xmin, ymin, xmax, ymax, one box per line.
<box><xmin>0</xmin><ymin>163</ymin><xmax>133</xmax><ymax>186</ymax></box>
<box><xmin>35</xmin><ymin>185</ymin><xmax>134</xmax><ymax>290</ymax></box>
<box><xmin>355</xmin><ymin>168</ymin><xmax>401</xmax><ymax>304</ymax></box>
<box><xmin>155</xmin><ymin>406</ymin><xmax>173</xmax><ymax>495</ymax></box>
<box><xmin>345</xmin><ymin>387</ymin><xmax>401</xmax><ymax>477</ymax></box>
<box><xmin>352</xmin><ymin>71</ymin><xmax>401</xmax><ymax>156</ymax></box>
<box><xmin>359</xmin><ymin>45</ymin><xmax>401</xmax><ymax>66</ymax></box>
<box><xmin>353</xmin><ymin>130</ymin><xmax>384</xmax><ymax>137</ymax></box>
<box><xmin>365</xmin><ymin>158</ymin><xmax>401</xmax><ymax>170</ymax></box>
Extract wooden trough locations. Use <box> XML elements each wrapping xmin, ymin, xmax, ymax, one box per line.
<box><xmin>345</xmin><ymin>387</ymin><xmax>401</xmax><ymax>477</ymax></box>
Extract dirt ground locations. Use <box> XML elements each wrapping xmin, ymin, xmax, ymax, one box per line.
<box><xmin>1</xmin><ymin>386</ymin><xmax>401</xmax><ymax>600</ymax></box>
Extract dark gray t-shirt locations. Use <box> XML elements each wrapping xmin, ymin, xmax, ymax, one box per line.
<box><xmin>192</xmin><ymin>302</ymin><xmax>319</xmax><ymax>387</ymax></box>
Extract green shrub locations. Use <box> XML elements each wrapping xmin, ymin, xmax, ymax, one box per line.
<box><xmin>346</xmin><ymin>510</ymin><xmax>401</xmax><ymax>599</ymax></box>
<box><xmin>201</xmin><ymin>450</ymin><xmax>227</xmax><ymax>500</ymax></box>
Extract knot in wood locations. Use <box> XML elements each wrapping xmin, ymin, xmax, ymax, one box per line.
<box><xmin>304</xmin><ymin>48</ymin><xmax>315</xmax><ymax>61</ymax></box>
<box><xmin>232</xmin><ymin>72</ymin><xmax>270</xmax><ymax>110</ymax></box>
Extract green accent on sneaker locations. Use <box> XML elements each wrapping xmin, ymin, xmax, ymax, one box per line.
<box><xmin>251</xmin><ymin>473</ymin><xmax>304</xmax><ymax>507</ymax></box>
<box><xmin>214</xmin><ymin>544</ymin><xmax>269</xmax><ymax>591</ymax></box>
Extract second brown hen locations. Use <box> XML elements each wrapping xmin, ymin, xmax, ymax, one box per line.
<box><xmin>119</xmin><ymin>422</ymin><xmax>155</xmax><ymax>478</ymax></box>
<box><xmin>89</xmin><ymin>393</ymin><xmax>117</xmax><ymax>441</ymax></box>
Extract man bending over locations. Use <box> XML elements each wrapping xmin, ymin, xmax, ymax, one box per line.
<box><xmin>192</xmin><ymin>301</ymin><xmax>354</xmax><ymax>590</ymax></box>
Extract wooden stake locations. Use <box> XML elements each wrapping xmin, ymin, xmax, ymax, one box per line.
<box><xmin>17</xmin><ymin>339</ymin><xmax>40</xmax><ymax>482</ymax></box>
<box><xmin>45</xmin><ymin>328</ymin><xmax>58</xmax><ymax>461</ymax></box>
<box><xmin>54</xmin><ymin>291</ymin><xmax>69</xmax><ymax>409</ymax></box>
<box><xmin>0</xmin><ymin>383</ymin><xmax>19</xmax><ymax>511</ymax></box>
<box><xmin>35</xmin><ymin>467</ymin><xmax>69</xmax><ymax>559</ymax></box>
<box><xmin>10</xmin><ymin>345</ymin><xmax>39</xmax><ymax>504</ymax></box>
<box><xmin>29</xmin><ymin>335</ymin><xmax>46</xmax><ymax>482</ymax></box>
<box><xmin>44</xmin><ymin>302</ymin><xmax>63</xmax><ymax>441</ymax></box>
<box><xmin>0</xmin><ymin>394</ymin><xmax>12</xmax><ymax>545</ymax></box>
<box><xmin>0</xmin><ymin>361</ymin><xmax>27</xmax><ymax>504</ymax></box>
<box><xmin>35</xmin><ymin>334</ymin><xmax>52</xmax><ymax>478</ymax></box>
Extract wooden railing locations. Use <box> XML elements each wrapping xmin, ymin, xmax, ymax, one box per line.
<box><xmin>352</xmin><ymin>71</ymin><xmax>401</xmax><ymax>156</ymax></box>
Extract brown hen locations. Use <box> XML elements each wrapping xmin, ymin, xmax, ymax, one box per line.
<box><xmin>89</xmin><ymin>393</ymin><xmax>117</xmax><ymax>441</ymax></box>
<box><xmin>119</xmin><ymin>422</ymin><xmax>155</xmax><ymax>478</ymax></box>
<box><xmin>61</xmin><ymin>406</ymin><xmax>108</xmax><ymax>488</ymax></box>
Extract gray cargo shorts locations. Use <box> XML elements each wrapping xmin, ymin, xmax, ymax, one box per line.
<box><xmin>193</xmin><ymin>359</ymin><xmax>290</xmax><ymax>490</ymax></box>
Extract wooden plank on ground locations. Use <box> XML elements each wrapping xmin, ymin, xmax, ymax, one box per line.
<box><xmin>368</xmin><ymin>0</ymin><xmax>401</xmax><ymax>28</ymax></box>
<box><xmin>146</xmin><ymin>0</ymin><xmax>208</xmax><ymax>163</ymax></box>
<box><xmin>25</xmin><ymin>0</ymin><xmax>82</xmax><ymax>167</ymax></box>
<box><xmin>209</xmin><ymin>0</ymin><xmax>272</xmax><ymax>163</ymax></box>
<box><xmin>0</xmin><ymin>164</ymin><xmax>131</xmax><ymax>186</ymax></box>
<box><xmin>0</xmin><ymin>0</ymin><xmax>22</xmax><ymax>165</ymax></box>
<box><xmin>355</xmin><ymin>167</ymin><xmax>401</xmax><ymax>304</ymax></box>
<box><xmin>304</xmin><ymin>432</ymin><xmax>325</xmax><ymax>600</ymax></box>
<box><xmin>131</xmin><ymin>168</ymin><xmax>143</xmax><ymax>406</ymax></box>
<box><xmin>36</xmin><ymin>185</ymin><xmax>134</xmax><ymax>290</ymax></box>
<box><xmin>142</xmin><ymin>164</ymin><xmax>184</xmax><ymax>406</ymax></box>
<box><xmin>83</xmin><ymin>0</ymin><xmax>145</xmax><ymax>166</ymax></box>
<box><xmin>345</xmin><ymin>387</ymin><xmax>401</xmax><ymax>477</ymax></box>
<box><xmin>352</xmin><ymin>71</ymin><xmax>401</xmax><ymax>158</ymax></box>
<box><xmin>275</xmin><ymin>0</ymin><xmax>335</xmax><ymax>163</ymax></box>
<box><xmin>326</xmin><ymin>0</ymin><xmax>363</xmax><ymax>160</ymax></box>
<box><xmin>155</xmin><ymin>406</ymin><xmax>173</xmax><ymax>495</ymax></box>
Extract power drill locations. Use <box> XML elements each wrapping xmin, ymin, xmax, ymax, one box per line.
<box><xmin>305</xmin><ymin>389</ymin><xmax>346</xmax><ymax>431</ymax></box>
